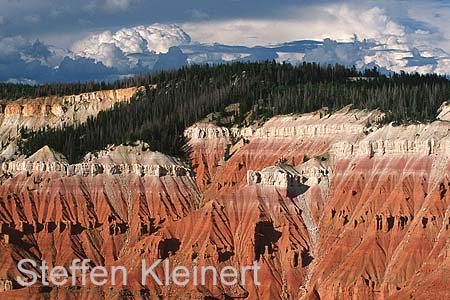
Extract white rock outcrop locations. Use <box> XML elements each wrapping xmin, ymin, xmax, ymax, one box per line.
<box><xmin>296</xmin><ymin>158</ymin><xmax>330</xmax><ymax>185</ymax></box>
<box><xmin>247</xmin><ymin>164</ymin><xmax>303</xmax><ymax>188</ymax></box>
<box><xmin>1</xmin><ymin>144</ymin><xmax>192</xmax><ymax>178</ymax></box>
<box><xmin>247</xmin><ymin>159</ymin><xmax>330</xmax><ymax>189</ymax></box>
<box><xmin>330</xmin><ymin>122</ymin><xmax>450</xmax><ymax>159</ymax></box>
<box><xmin>0</xmin><ymin>87</ymin><xmax>141</xmax><ymax>153</ymax></box>
<box><xmin>437</xmin><ymin>101</ymin><xmax>450</xmax><ymax>121</ymax></box>
<box><xmin>186</xmin><ymin>105</ymin><xmax>450</xmax><ymax>162</ymax></box>
<box><xmin>185</xmin><ymin>107</ymin><xmax>384</xmax><ymax>140</ymax></box>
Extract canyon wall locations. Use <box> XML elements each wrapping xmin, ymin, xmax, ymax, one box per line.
<box><xmin>1</xmin><ymin>145</ymin><xmax>192</xmax><ymax>178</ymax></box>
<box><xmin>0</xmin><ymin>87</ymin><xmax>140</xmax><ymax>159</ymax></box>
<box><xmin>0</xmin><ymin>105</ymin><xmax>448</xmax><ymax>300</ymax></box>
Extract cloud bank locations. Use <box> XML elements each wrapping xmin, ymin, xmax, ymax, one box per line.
<box><xmin>71</xmin><ymin>24</ymin><xmax>191</xmax><ymax>71</ymax></box>
<box><xmin>182</xmin><ymin>5</ymin><xmax>407</xmax><ymax>47</ymax></box>
<box><xmin>0</xmin><ymin>2</ymin><xmax>449</xmax><ymax>83</ymax></box>
<box><xmin>0</xmin><ymin>35</ymin><xmax>117</xmax><ymax>83</ymax></box>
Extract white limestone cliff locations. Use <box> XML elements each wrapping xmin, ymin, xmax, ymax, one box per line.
<box><xmin>185</xmin><ymin>106</ymin><xmax>384</xmax><ymax>140</ymax></box>
<box><xmin>1</xmin><ymin>144</ymin><xmax>192</xmax><ymax>178</ymax></box>
<box><xmin>247</xmin><ymin>159</ymin><xmax>330</xmax><ymax>189</ymax></box>
<box><xmin>186</xmin><ymin>105</ymin><xmax>450</xmax><ymax>162</ymax></box>
<box><xmin>247</xmin><ymin>164</ymin><xmax>303</xmax><ymax>188</ymax></box>
<box><xmin>330</xmin><ymin>122</ymin><xmax>450</xmax><ymax>159</ymax></box>
<box><xmin>0</xmin><ymin>87</ymin><xmax>141</xmax><ymax>153</ymax></box>
<box><xmin>437</xmin><ymin>101</ymin><xmax>450</xmax><ymax>121</ymax></box>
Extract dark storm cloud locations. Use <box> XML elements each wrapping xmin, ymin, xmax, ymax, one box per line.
<box><xmin>0</xmin><ymin>1</ymin><xmax>448</xmax><ymax>50</ymax></box>
<box><xmin>0</xmin><ymin>0</ymin><xmax>321</xmax><ymax>45</ymax></box>
<box><xmin>0</xmin><ymin>34</ymin><xmax>116</xmax><ymax>83</ymax></box>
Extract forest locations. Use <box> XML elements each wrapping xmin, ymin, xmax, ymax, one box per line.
<box><xmin>9</xmin><ymin>61</ymin><xmax>450</xmax><ymax>163</ymax></box>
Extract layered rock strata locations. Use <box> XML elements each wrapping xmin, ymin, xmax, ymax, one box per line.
<box><xmin>0</xmin><ymin>105</ymin><xmax>448</xmax><ymax>300</ymax></box>
<box><xmin>1</xmin><ymin>145</ymin><xmax>192</xmax><ymax>178</ymax></box>
<box><xmin>0</xmin><ymin>87</ymin><xmax>140</xmax><ymax>156</ymax></box>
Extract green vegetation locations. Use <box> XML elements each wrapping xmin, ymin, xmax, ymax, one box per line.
<box><xmin>0</xmin><ymin>81</ymin><xmax>113</xmax><ymax>100</ymax></box>
<box><xmin>11</xmin><ymin>61</ymin><xmax>450</xmax><ymax>163</ymax></box>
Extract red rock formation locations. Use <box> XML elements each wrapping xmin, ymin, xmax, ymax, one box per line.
<box><xmin>0</xmin><ymin>106</ymin><xmax>449</xmax><ymax>299</ymax></box>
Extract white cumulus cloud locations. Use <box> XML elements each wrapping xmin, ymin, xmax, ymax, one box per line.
<box><xmin>71</xmin><ymin>24</ymin><xmax>191</xmax><ymax>68</ymax></box>
<box><xmin>182</xmin><ymin>4</ymin><xmax>407</xmax><ymax>47</ymax></box>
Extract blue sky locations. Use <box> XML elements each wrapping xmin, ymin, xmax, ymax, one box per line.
<box><xmin>0</xmin><ymin>0</ymin><xmax>449</xmax><ymax>83</ymax></box>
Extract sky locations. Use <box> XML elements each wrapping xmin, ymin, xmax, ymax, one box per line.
<box><xmin>0</xmin><ymin>0</ymin><xmax>449</xmax><ymax>83</ymax></box>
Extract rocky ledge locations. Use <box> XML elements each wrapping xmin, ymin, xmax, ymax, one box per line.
<box><xmin>247</xmin><ymin>158</ymin><xmax>330</xmax><ymax>190</ymax></box>
<box><xmin>0</xmin><ymin>87</ymin><xmax>141</xmax><ymax>152</ymax></box>
<box><xmin>1</xmin><ymin>144</ymin><xmax>192</xmax><ymax>178</ymax></box>
<box><xmin>185</xmin><ymin>106</ymin><xmax>384</xmax><ymax>140</ymax></box>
